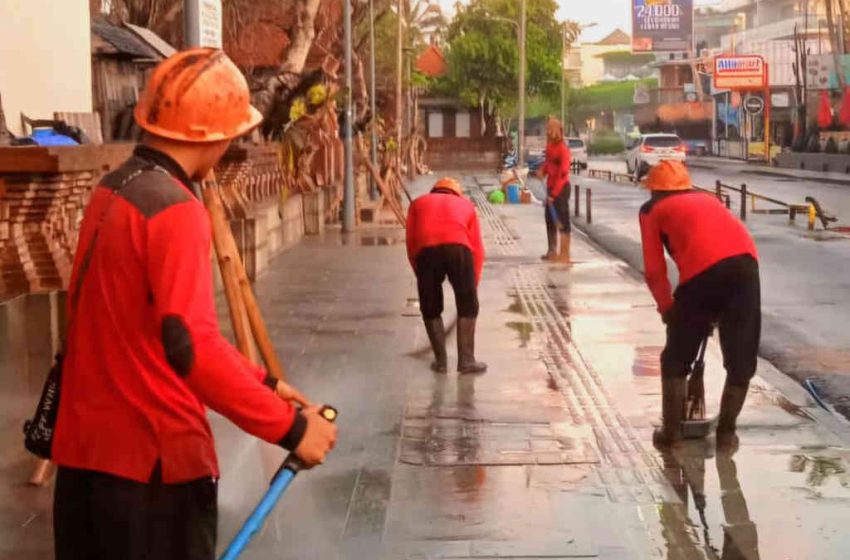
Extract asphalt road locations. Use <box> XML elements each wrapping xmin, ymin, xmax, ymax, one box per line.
<box><xmin>530</xmin><ymin>157</ymin><xmax>850</xmax><ymax>419</ymax></box>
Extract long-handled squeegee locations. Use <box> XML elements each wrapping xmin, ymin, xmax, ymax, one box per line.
<box><xmin>219</xmin><ymin>406</ymin><xmax>338</xmax><ymax>560</ymax></box>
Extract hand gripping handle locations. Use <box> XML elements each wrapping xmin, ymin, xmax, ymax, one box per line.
<box><xmin>278</xmin><ymin>405</ymin><xmax>338</xmax><ymax>476</ymax></box>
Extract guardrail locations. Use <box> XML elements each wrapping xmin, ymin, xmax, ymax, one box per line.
<box><xmin>576</xmin><ymin>166</ymin><xmax>838</xmax><ymax>232</ymax></box>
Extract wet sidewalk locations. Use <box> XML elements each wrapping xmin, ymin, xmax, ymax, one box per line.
<box><xmin>4</xmin><ymin>174</ymin><xmax>850</xmax><ymax>559</ymax></box>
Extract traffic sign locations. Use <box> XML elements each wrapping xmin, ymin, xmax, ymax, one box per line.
<box><xmin>744</xmin><ymin>95</ymin><xmax>764</xmax><ymax>115</ymax></box>
<box><xmin>714</xmin><ymin>55</ymin><xmax>767</xmax><ymax>90</ymax></box>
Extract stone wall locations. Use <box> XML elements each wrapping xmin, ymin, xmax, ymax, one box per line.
<box><xmin>426</xmin><ymin>137</ymin><xmax>505</xmax><ymax>171</ymax></box>
<box><xmin>0</xmin><ymin>292</ymin><xmax>65</xmax><ymax>421</ymax></box>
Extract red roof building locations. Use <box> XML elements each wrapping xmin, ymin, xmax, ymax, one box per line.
<box><xmin>416</xmin><ymin>44</ymin><xmax>447</xmax><ymax>78</ymax></box>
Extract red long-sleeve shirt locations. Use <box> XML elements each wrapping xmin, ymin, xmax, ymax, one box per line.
<box><xmin>542</xmin><ymin>141</ymin><xmax>571</xmax><ymax>198</ymax></box>
<box><xmin>406</xmin><ymin>188</ymin><xmax>485</xmax><ymax>284</ymax></box>
<box><xmin>639</xmin><ymin>190</ymin><xmax>758</xmax><ymax>314</ymax></box>
<box><xmin>53</xmin><ymin>146</ymin><xmax>305</xmax><ymax>484</ymax></box>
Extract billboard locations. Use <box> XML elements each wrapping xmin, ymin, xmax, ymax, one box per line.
<box><xmin>632</xmin><ymin>0</ymin><xmax>694</xmax><ymax>53</ymax></box>
<box><xmin>713</xmin><ymin>55</ymin><xmax>767</xmax><ymax>90</ymax></box>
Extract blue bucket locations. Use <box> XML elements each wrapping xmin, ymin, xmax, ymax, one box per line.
<box><xmin>506</xmin><ymin>184</ymin><xmax>520</xmax><ymax>204</ymax></box>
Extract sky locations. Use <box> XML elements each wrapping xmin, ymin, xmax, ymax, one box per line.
<box><xmin>435</xmin><ymin>0</ymin><xmax>720</xmax><ymax>43</ymax></box>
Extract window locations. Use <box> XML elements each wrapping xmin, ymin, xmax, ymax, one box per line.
<box><xmin>428</xmin><ymin>111</ymin><xmax>444</xmax><ymax>138</ymax></box>
<box><xmin>644</xmin><ymin>135</ymin><xmax>682</xmax><ymax>148</ymax></box>
<box><xmin>456</xmin><ymin>111</ymin><xmax>471</xmax><ymax>138</ymax></box>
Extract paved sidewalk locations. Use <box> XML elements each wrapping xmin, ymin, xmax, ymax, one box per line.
<box><xmin>4</xmin><ymin>173</ymin><xmax>850</xmax><ymax>559</ymax></box>
<box><xmin>532</xmin><ymin>169</ymin><xmax>850</xmax><ymax>424</ymax></box>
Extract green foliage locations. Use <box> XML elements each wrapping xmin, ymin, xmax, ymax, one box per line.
<box><xmin>562</xmin><ymin>78</ymin><xmax>657</xmax><ymax>129</ymax></box>
<box><xmin>596</xmin><ymin>51</ymin><xmax>655</xmax><ymax>65</ymax></box>
<box><xmin>588</xmin><ymin>130</ymin><xmax>625</xmax><ymax>155</ymax></box>
<box><xmin>438</xmin><ymin>0</ymin><xmax>563</xmax><ymax>116</ymax></box>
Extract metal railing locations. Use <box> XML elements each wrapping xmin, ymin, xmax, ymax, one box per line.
<box><xmin>575</xmin><ymin>166</ymin><xmax>838</xmax><ymax>232</ymax></box>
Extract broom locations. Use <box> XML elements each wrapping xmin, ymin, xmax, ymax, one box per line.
<box><xmin>686</xmin><ymin>335</ymin><xmax>709</xmax><ymax>420</ymax></box>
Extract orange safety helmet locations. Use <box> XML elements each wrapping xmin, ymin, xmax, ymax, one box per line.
<box><xmin>643</xmin><ymin>160</ymin><xmax>692</xmax><ymax>191</ymax></box>
<box><xmin>432</xmin><ymin>177</ymin><xmax>463</xmax><ymax>195</ymax></box>
<box><xmin>134</xmin><ymin>48</ymin><xmax>263</xmax><ymax>143</ymax></box>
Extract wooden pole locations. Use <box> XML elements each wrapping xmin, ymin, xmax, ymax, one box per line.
<box><xmin>203</xmin><ymin>184</ymin><xmax>256</xmax><ymax>361</ymax></box>
<box><xmin>204</xmin><ymin>176</ymin><xmax>289</xmax><ymax>381</ymax></box>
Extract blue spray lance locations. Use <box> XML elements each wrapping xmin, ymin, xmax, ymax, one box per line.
<box><xmin>219</xmin><ymin>406</ymin><xmax>338</xmax><ymax>560</ymax></box>
<box><xmin>547</xmin><ymin>202</ymin><xmax>560</xmax><ymax>225</ymax></box>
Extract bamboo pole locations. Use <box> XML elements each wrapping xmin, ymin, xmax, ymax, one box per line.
<box><xmin>203</xmin><ymin>183</ymin><xmax>256</xmax><ymax>360</ymax></box>
<box><xmin>203</xmin><ymin>176</ymin><xmax>289</xmax><ymax>382</ymax></box>
<box><xmin>357</xmin><ymin>138</ymin><xmax>407</xmax><ymax>226</ymax></box>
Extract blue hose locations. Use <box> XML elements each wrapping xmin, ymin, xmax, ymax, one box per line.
<box><xmin>803</xmin><ymin>378</ymin><xmax>830</xmax><ymax>411</ymax></box>
<box><xmin>219</xmin><ymin>467</ymin><xmax>297</xmax><ymax>560</ymax></box>
<box><xmin>547</xmin><ymin>202</ymin><xmax>561</xmax><ymax>227</ymax></box>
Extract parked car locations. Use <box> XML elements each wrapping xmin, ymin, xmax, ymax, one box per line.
<box><xmin>566</xmin><ymin>137</ymin><xmax>588</xmax><ymax>169</ymax></box>
<box><xmin>626</xmin><ymin>133</ymin><xmax>686</xmax><ymax>177</ymax></box>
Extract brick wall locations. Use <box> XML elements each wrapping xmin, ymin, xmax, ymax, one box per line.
<box><xmin>0</xmin><ymin>145</ymin><xmax>134</xmax><ymax>301</ymax></box>
<box><xmin>426</xmin><ymin>137</ymin><xmax>505</xmax><ymax>171</ymax></box>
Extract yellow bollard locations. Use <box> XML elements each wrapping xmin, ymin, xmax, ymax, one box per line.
<box><xmin>808</xmin><ymin>203</ymin><xmax>817</xmax><ymax>231</ymax></box>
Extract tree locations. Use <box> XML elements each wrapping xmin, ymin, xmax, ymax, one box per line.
<box><xmin>439</xmin><ymin>0</ymin><xmax>562</xmax><ymax>134</ymax></box>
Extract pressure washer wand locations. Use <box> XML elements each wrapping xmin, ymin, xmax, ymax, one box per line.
<box><xmin>219</xmin><ymin>406</ymin><xmax>338</xmax><ymax>560</ymax></box>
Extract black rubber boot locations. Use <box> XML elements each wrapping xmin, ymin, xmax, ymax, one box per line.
<box><xmin>716</xmin><ymin>380</ymin><xmax>749</xmax><ymax>449</ymax></box>
<box><xmin>541</xmin><ymin>214</ymin><xmax>557</xmax><ymax>260</ymax></box>
<box><xmin>423</xmin><ymin>317</ymin><xmax>447</xmax><ymax>373</ymax></box>
<box><xmin>457</xmin><ymin>317</ymin><xmax>487</xmax><ymax>374</ymax></box>
<box><xmin>653</xmin><ymin>377</ymin><xmax>687</xmax><ymax>449</ymax></box>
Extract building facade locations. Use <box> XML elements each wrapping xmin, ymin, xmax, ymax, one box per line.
<box><xmin>0</xmin><ymin>0</ymin><xmax>93</xmax><ymax>137</ymax></box>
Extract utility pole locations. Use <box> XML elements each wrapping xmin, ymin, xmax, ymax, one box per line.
<box><xmin>518</xmin><ymin>0</ymin><xmax>527</xmax><ymax>169</ymax></box>
<box><xmin>369</xmin><ymin>0</ymin><xmax>378</xmax><ymax>200</ymax></box>
<box><xmin>396</xmin><ymin>0</ymin><xmax>404</xmax><ymax>162</ymax></box>
<box><xmin>342</xmin><ymin>0</ymin><xmax>355</xmax><ymax>231</ymax></box>
<box><xmin>561</xmin><ymin>26</ymin><xmax>566</xmax><ymax>127</ymax></box>
<box><xmin>183</xmin><ymin>0</ymin><xmax>200</xmax><ymax>47</ymax></box>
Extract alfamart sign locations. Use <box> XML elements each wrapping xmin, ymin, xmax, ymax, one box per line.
<box><xmin>713</xmin><ymin>55</ymin><xmax>767</xmax><ymax>89</ymax></box>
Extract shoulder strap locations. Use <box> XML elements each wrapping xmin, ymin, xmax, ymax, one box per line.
<box><xmin>68</xmin><ymin>163</ymin><xmax>169</xmax><ymax>313</ymax></box>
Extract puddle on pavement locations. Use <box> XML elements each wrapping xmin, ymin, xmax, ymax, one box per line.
<box><xmin>632</xmin><ymin>346</ymin><xmax>662</xmax><ymax>377</ymax></box>
<box><xmin>506</xmin><ymin>293</ymin><xmax>528</xmax><ymax>316</ymax></box>
<box><xmin>644</xmin><ymin>443</ymin><xmax>850</xmax><ymax>559</ymax></box>
<box><xmin>360</xmin><ymin>235</ymin><xmax>401</xmax><ymax>246</ymax></box>
<box><xmin>789</xmin><ymin>453</ymin><xmax>850</xmax><ymax>488</ymax></box>
<box><xmin>506</xmin><ymin>321</ymin><xmax>533</xmax><ymax>348</ymax></box>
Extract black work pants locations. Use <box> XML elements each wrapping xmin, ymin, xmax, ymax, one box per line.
<box><xmin>415</xmin><ymin>244</ymin><xmax>479</xmax><ymax>320</ymax></box>
<box><xmin>661</xmin><ymin>255</ymin><xmax>761</xmax><ymax>386</ymax></box>
<box><xmin>54</xmin><ymin>465</ymin><xmax>217</xmax><ymax>560</ymax></box>
<box><xmin>545</xmin><ymin>184</ymin><xmax>571</xmax><ymax>236</ymax></box>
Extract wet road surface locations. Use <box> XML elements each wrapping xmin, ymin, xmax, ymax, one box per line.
<box><xmin>3</xmin><ymin>173</ymin><xmax>850</xmax><ymax>558</ymax></box>
<box><xmin>539</xmin><ymin>158</ymin><xmax>850</xmax><ymax>421</ymax></box>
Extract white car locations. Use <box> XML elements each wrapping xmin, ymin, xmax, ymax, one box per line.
<box><xmin>626</xmin><ymin>133</ymin><xmax>686</xmax><ymax>178</ymax></box>
<box><xmin>566</xmin><ymin>137</ymin><xmax>588</xmax><ymax>169</ymax></box>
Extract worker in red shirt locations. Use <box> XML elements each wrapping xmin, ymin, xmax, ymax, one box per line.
<box><xmin>639</xmin><ymin>160</ymin><xmax>760</xmax><ymax>449</ymax></box>
<box><xmin>52</xmin><ymin>49</ymin><xmax>337</xmax><ymax>560</ymax></box>
<box><xmin>406</xmin><ymin>178</ymin><xmax>486</xmax><ymax>374</ymax></box>
<box><xmin>537</xmin><ymin>117</ymin><xmax>572</xmax><ymax>262</ymax></box>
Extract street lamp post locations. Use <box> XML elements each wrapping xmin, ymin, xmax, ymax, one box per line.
<box><xmin>518</xmin><ymin>0</ymin><xmax>527</xmax><ymax>169</ymax></box>
<box><xmin>368</xmin><ymin>0</ymin><xmax>378</xmax><ymax>200</ymax></box>
<box><xmin>342</xmin><ymin>0</ymin><xmax>355</xmax><ymax>232</ymax></box>
<box><xmin>561</xmin><ymin>28</ymin><xmax>566</xmax><ymax>127</ymax></box>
